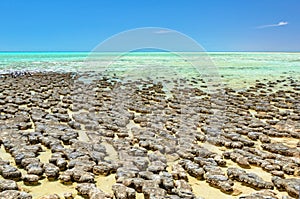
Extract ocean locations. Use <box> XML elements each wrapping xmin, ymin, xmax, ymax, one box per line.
<box><xmin>1</xmin><ymin>52</ymin><xmax>299</xmax><ymax>89</ymax></box>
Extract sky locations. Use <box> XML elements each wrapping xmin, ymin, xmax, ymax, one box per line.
<box><xmin>0</xmin><ymin>0</ymin><xmax>299</xmax><ymax>52</ymax></box>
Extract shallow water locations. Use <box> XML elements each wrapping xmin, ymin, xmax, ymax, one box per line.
<box><xmin>1</xmin><ymin>52</ymin><xmax>299</xmax><ymax>89</ymax></box>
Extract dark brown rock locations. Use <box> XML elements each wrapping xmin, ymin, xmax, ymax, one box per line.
<box><xmin>112</xmin><ymin>183</ymin><xmax>136</xmax><ymax>199</ymax></box>
<box><xmin>0</xmin><ymin>179</ymin><xmax>18</xmax><ymax>192</ymax></box>
<box><xmin>23</xmin><ymin>174</ymin><xmax>40</xmax><ymax>185</ymax></box>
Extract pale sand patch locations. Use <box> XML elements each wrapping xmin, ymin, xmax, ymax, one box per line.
<box><xmin>225</xmin><ymin>159</ymin><xmax>290</xmax><ymax>198</ymax></box>
<box><xmin>102</xmin><ymin>141</ymin><xmax>119</xmax><ymax>161</ymax></box>
<box><xmin>271</xmin><ymin>137</ymin><xmax>299</xmax><ymax>148</ymax></box>
<box><xmin>136</xmin><ymin>193</ymin><xmax>144</xmax><ymax>199</ymax></box>
<box><xmin>38</xmin><ymin>145</ymin><xmax>53</xmax><ymax>164</ymax></box>
<box><xmin>0</xmin><ymin>145</ymin><xmax>14</xmax><ymax>165</ymax></box>
<box><xmin>1</xmin><ymin>93</ymin><xmax>297</xmax><ymax>199</ymax></box>
<box><xmin>166</xmin><ymin>161</ymin><xmax>234</xmax><ymax>199</ymax></box>
<box><xmin>18</xmin><ymin>179</ymin><xmax>83</xmax><ymax>199</ymax></box>
<box><xmin>188</xmin><ymin>175</ymin><xmax>233</xmax><ymax>199</ymax></box>
<box><xmin>95</xmin><ymin>174</ymin><xmax>116</xmax><ymax>194</ymax></box>
<box><xmin>77</xmin><ymin>130</ymin><xmax>90</xmax><ymax>142</ymax></box>
<box><xmin>0</xmin><ymin>144</ymin><xmax>83</xmax><ymax>198</ymax></box>
<box><xmin>164</xmin><ymin>142</ymin><xmax>293</xmax><ymax>199</ymax></box>
<box><xmin>248</xmin><ymin>109</ymin><xmax>257</xmax><ymax>117</ymax></box>
<box><xmin>96</xmin><ymin>173</ymin><xmax>144</xmax><ymax>198</ymax></box>
<box><xmin>226</xmin><ymin>160</ymin><xmax>273</xmax><ymax>182</ymax></box>
<box><xmin>95</xmin><ymin>174</ymin><xmax>144</xmax><ymax>199</ymax></box>
<box><xmin>200</xmin><ymin>142</ymin><xmax>227</xmax><ymax>155</ymax></box>
<box><xmin>126</xmin><ymin>118</ymin><xmax>141</xmax><ymax>138</ymax></box>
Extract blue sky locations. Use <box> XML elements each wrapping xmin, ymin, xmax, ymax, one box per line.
<box><xmin>0</xmin><ymin>0</ymin><xmax>299</xmax><ymax>51</ymax></box>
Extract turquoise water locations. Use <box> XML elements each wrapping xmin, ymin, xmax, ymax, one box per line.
<box><xmin>0</xmin><ymin>52</ymin><xmax>87</xmax><ymax>72</ymax></box>
<box><xmin>1</xmin><ymin>52</ymin><xmax>299</xmax><ymax>88</ymax></box>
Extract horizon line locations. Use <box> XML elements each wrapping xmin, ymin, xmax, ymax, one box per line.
<box><xmin>0</xmin><ymin>50</ymin><xmax>300</xmax><ymax>53</ymax></box>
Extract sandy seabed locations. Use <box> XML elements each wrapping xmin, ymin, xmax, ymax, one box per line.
<box><xmin>0</xmin><ymin>72</ymin><xmax>299</xmax><ymax>199</ymax></box>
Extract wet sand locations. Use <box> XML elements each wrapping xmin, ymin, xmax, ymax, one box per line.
<box><xmin>0</xmin><ymin>72</ymin><xmax>299</xmax><ymax>199</ymax></box>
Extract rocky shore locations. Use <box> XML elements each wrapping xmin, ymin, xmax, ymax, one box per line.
<box><xmin>0</xmin><ymin>72</ymin><xmax>299</xmax><ymax>199</ymax></box>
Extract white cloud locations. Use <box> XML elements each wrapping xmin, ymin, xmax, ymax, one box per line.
<box><xmin>256</xmin><ymin>21</ymin><xmax>288</xmax><ymax>29</ymax></box>
<box><xmin>153</xmin><ymin>30</ymin><xmax>174</xmax><ymax>34</ymax></box>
